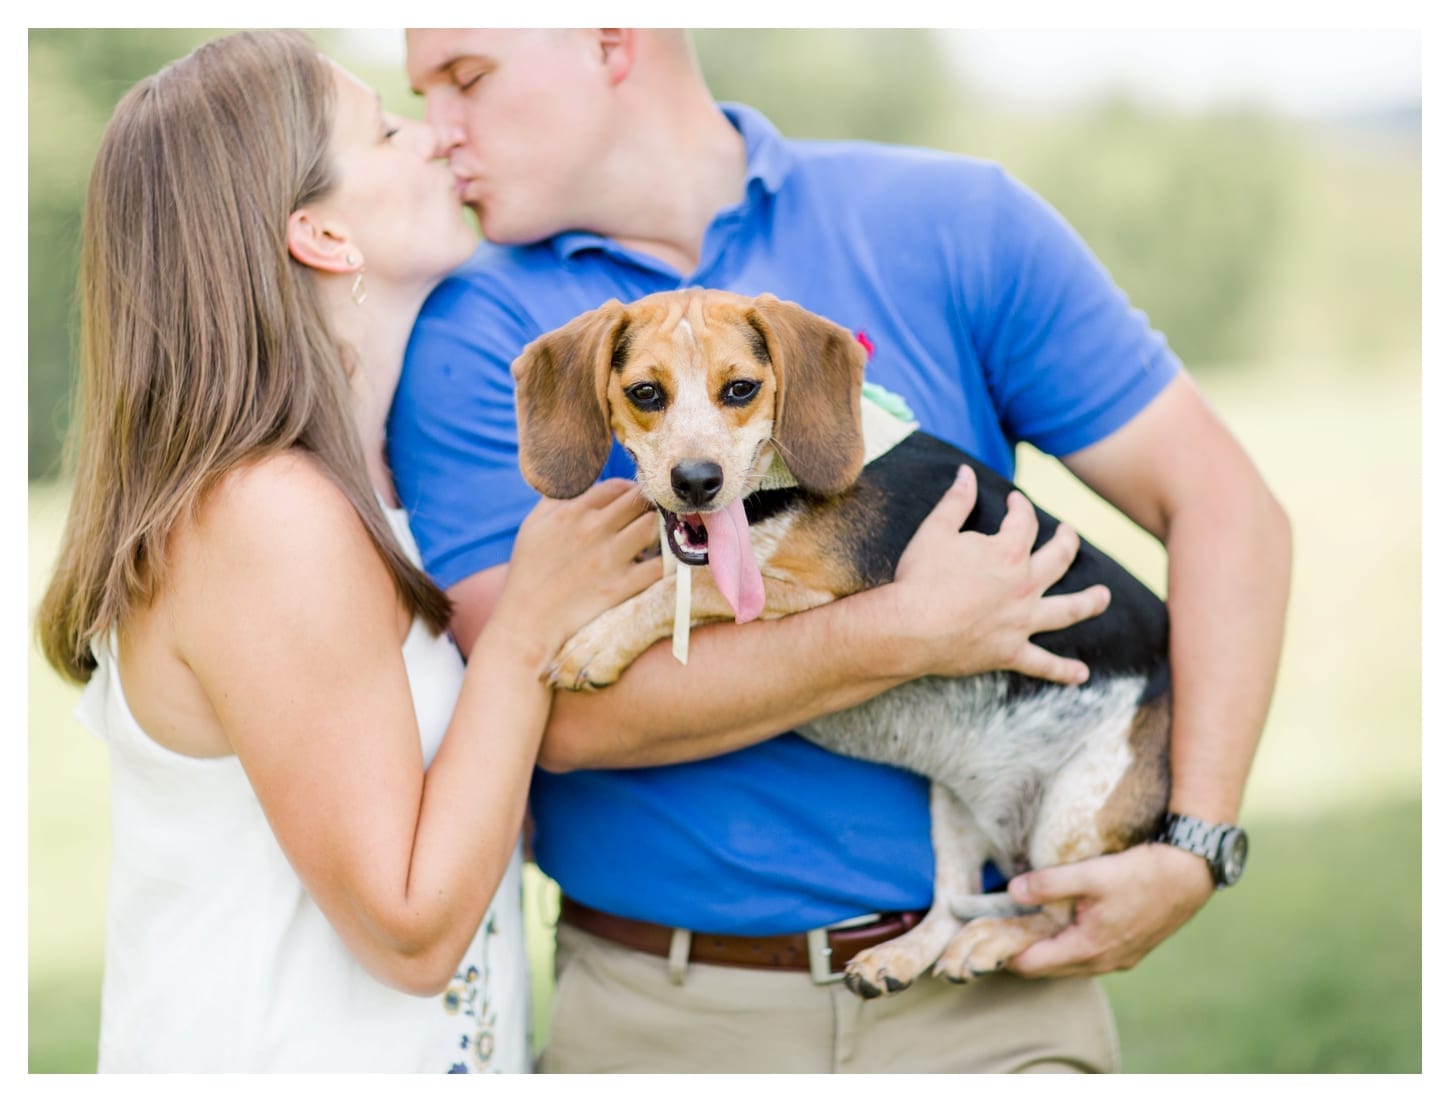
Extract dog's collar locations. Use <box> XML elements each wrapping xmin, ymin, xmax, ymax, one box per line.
<box><xmin>667</xmin><ymin>386</ymin><xmax>918</xmax><ymax>664</ymax></box>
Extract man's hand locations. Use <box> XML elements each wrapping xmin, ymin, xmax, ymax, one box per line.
<box><xmin>890</xmin><ymin>465</ymin><xmax>1111</xmax><ymax>685</ymax></box>
<box><xmin>1003</xmin><ymin>844</ymin><xmax>1215</xmax><ymax>978</ymax></box>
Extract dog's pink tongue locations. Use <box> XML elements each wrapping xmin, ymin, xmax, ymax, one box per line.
<box><xmin>700</xmin><ymin>498</ymin><xmax>765</xmax><ymax>623</ymax></box>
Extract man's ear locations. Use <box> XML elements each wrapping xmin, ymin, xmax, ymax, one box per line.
<box><xmin>286</xmin><ymin>209</ymin><xmax>359</xmax><ymax>274</ymax></box>
<box><xmin>597</xmin><ymin>29</ymin><xmax>636</xmax><ymax>84</ymax></box>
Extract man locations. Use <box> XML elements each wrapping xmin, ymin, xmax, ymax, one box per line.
<box><xmin>389</xmin><ymin>29</ymin><xmax>1291</xmax><ymax>1073</ymax></box>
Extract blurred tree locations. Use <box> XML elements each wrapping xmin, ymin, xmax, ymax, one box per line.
<box><xmin>1018</xmin><ymin>101</ymin><xmax>1291</xmax><ymax>367</ymax></box>
<box><xmin>695</xmin><ymin>29</ymin><xmax>960</xmax><ymax>148</ymax></box>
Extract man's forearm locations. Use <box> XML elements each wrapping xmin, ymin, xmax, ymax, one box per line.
<box><xmin>1161</xmin><ymin>479</ymin><xmax>1292</xmax><ymax>823</ymax></box>
<box><xmin>537</xmin><ymin>584</ymin><xmax>915</xmax><ymax>771</ymax></box>
<box><xmin>1000</xmin><ymin>464</ymin><xmax>1290</xmax><ymax>980</ymax></box>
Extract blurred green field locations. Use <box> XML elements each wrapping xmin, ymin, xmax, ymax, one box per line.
<box><xmin>28</xmin><ymin>362</ymin><xmax>1420</xmax><ymax>1073</ymax></box>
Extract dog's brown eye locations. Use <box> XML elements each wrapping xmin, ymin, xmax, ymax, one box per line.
<box><xmin>723</xmin><ymin>380</ymin><xmax>760</xmax><ymax>406</ymax></box>
<box><xmin>627</xmin><ymin>383</ymin><xmax>664</xmax><ymax>411</ymax></box>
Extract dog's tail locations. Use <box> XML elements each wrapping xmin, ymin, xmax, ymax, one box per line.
<box><xmin>947</xmin><ymin>892</ymin><xmax>1040</xmax><ymax>921</ymax></box>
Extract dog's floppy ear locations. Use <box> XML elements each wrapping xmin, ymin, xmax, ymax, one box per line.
<box><xmin>512</xmin><ymin>300</ymin><xmax>631</xmax><ymax>498</ymax></box>
<box><xmin>746</xmin><ymin>294</ymin><xmax>866</xmax><ymax>496</ymax></box>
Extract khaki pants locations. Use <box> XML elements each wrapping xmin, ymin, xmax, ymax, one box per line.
<box><xmin>539</xmin><ymin>923</ymin><xmax>1120</xmax><ymax>1074</ymax></box>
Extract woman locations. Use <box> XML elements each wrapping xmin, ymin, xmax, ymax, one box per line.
<box><xmin>36</xmin><ymin>30</ymin><xmax>659</xmax><ymax>1072</ymax></box>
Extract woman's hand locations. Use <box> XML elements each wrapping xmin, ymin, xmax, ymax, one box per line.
<box><xmin>489</xmin><ymin>479</ymin><xmax>663</xmax><ymax>667</ymax></box>
<box><xmin>888</xmin><ymin>466</ymin><xmax>1110</xmax><ymax>684</ymax></box>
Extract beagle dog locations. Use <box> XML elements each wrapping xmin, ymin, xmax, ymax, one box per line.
<box><xmin>511</xmin><ymin>289</ymin><xmax>1171</xmax><ymax>998</ymax></box>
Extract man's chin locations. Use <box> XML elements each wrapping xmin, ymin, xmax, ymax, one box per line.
<box><xmin>476</xmin><ymin>209</ymin><xmax>571</xmax><ymax>249</ymax></box>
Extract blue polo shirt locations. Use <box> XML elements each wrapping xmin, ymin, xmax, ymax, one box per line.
<box><xmin>387</xmin><ymin>104</ymin><xmax>1179</xmax><ymax>935</ymax></box>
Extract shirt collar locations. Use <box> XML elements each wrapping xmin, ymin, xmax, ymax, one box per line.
<box><xmin>551</xmin><ymin>102</ymin><xmax>789</xmax><ymax>261</ymax></box>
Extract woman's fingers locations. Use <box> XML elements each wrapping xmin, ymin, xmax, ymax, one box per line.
<box><xmin>616</xmin><ymin>509</ymin><xmax>663</xmax><ymax>562</ymax></box>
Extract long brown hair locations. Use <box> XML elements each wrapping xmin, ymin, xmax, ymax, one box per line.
<box><xmin>38</xmin><ymin>30</ymin><xmax>451</xmax><ymax>684</ymax></box>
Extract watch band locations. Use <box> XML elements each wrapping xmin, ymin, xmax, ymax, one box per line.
<box><xmin>1156</xmin><ymin>812</ymin><xmax>1247</xmax><ymax>888</ymax></box>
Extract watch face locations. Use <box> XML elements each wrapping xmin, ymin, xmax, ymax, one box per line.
<box><xmin>1218</xmin><ymin>828</ymin><xmax>1249</xmax><ymax>886</ymax></box>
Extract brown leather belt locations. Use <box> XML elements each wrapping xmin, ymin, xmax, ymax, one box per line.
<box><xmin>559</xmin><ymin>896</ymin><xmax>926</xmax><ymax>983</ymax></box>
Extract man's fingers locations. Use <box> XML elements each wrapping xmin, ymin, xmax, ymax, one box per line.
<box><xmin>997</xmin><ymin>495</ymin><xmax>1044</xmax><ymax>562</ymax></box>
<box><xmin>1011</xmin><ymin>644</ymin><xmax>1090</xmax><ymax>686</ymax></box>
<box><xmin>1009</xmin><ymin>861</ymin><xmax>1097</xmax><ymax>908</ymax></box>
<box><xmin>1028</xmin><ymin>521</ymin><xmax>1080</xmax><ymax>588</ymax></box>
<box><xmin>926</xmin><ymin>466</ymin><xmax>979</xmax><ymax>532</ymax></box>
<box><xmin>1007</xmin><ymin>925</ymin><xmax>1099</xmax><ymax>979</ymax></box>
<box><xmin>1032</xmin><ymin>586</ymin><xmax>1111</xmax><ymax>634</ymax></box>
<box><xmin>1003</xmin><ymin>487</ymin><xmax>1038</xmax><ymax>536</ymax></box>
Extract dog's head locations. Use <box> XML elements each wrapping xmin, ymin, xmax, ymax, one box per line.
<box><xmin>512</xmin><ymin>289</ymin><xmax>867</xmax><ymax>513</ymax></box>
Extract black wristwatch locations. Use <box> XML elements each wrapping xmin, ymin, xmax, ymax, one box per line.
<box><xmin>1156</xmin><ymin>813</ymin><xmax>1249</xmax><ymax>889</ymax></box>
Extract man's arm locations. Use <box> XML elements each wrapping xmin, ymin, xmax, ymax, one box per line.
<box><xmin>450</xmin><ymin>468</ymin><xmax>1113</xmax><ymax>771</ymax></box>
<box><xmin>1005</xmin><ymin>372</ymin><xmax>1292</xmax><ymax>976</ymax></box>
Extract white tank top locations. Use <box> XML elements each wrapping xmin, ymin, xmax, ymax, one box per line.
<box><xmin>74</xmin><ymin>505</ymin><xmax>530</xmax><ymax>1072</ymax></box>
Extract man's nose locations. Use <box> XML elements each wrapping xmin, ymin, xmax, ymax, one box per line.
<box><xmin>421</xmin><ymin>122</ymin><xmax>452</xmax><ymax>160</ymax></box>
<box><xmin>423</xmin><ymin>94</ymin><xmax>467</xmax><ymax>153</ymax></box>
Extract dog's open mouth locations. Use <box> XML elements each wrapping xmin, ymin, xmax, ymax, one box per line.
<box><xmin>655</xmin><ymin>498</ymin><xmax>766</xmax><ymax>624</ymax></box>
<box><xmin>660</xmin><ymin>509</ymin><xmax>711</xmax><ymax>566</ymax></box>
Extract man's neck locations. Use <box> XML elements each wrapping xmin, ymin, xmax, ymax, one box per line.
<box><xmin>601</xmin><ymin>101</ymin><xmax>748</xmax><ymax>275</ymax></box>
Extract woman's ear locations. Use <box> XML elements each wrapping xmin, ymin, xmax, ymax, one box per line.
<box><xmin>286</xmin><ymin>209</ymin><xmax>359</xmax><ymax>274</ymax></box>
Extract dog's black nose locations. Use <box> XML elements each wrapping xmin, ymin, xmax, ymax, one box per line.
<box><xmin>671</xmin><ymin>460</ymin><xmax>724</xmax><ymax>509</ymax></box>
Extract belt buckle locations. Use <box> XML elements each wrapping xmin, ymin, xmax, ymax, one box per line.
<box><xmin>806</xmin><ymin>911</ymin><xmax>883</xmax><ymax>985</ymax></box>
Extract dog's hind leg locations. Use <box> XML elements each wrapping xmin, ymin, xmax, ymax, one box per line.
<box><xmin>842</xmin><ymin>782</ymin><xmax>988</xmax><ymax>999</ymax></box>
<box><xmin>947</xmin><ymin>892</ymin><xmax>1039</xmax><ymax>921</ymax></box>
<box><xmin>933</xmin><ymin>692</ymin><xmax>1170</xmax><ymax>982</ymax></box>
<box><xmin>933</xmin><ymin>783</ymin><xmax>1081</xmax><ymax>983</ymax></box>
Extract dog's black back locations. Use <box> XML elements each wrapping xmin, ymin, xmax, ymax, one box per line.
<box><xmin>748</xmin><ymin>430</ymin><xmax>1168</xmax><ymax>697</ymax></box>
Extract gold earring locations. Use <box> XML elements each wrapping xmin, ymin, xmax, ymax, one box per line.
<box><xmin>345</xmin><ymin>255</ymin><xmax>367</xmax><ymax>306</ymax></box>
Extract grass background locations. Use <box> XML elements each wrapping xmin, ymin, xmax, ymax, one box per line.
<box><xmin>28</xmin><ymin>362</ymin><xmax>1422</xmax><ymax>1073</ymax></box>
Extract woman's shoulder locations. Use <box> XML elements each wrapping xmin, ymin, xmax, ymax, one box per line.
<box><xmin>122</xmin><ymin>452</ymin><xmax>398</xmax><ymax>756</ymax></box>
<box><xmin>170</xmin><ymin>451</ymin><xmax>389</xmax><ymax>608</ymax></box>
<box><xmin>185</xmin><ymin>452</ymin><xmax>367</xmax><ymax>549</ymax></box>
<box><xmin>202</xmin><ymin>450</ymin><xmax>353</xmax><ymax>522</ymax></box>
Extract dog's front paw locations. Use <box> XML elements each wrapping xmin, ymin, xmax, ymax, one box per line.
<box><xmin>843</xmin><ymin>961</ymin><xmax>913</xmax><ymax>1000</ymax></box>
<box><xmin>543</xmin><ymin>584</ymin><xmax>677</xmax><ymax>692</ymax></box>
<box><xmin>546</xmin><ymin>623</ymin><xmax>631</xmax><ymax>692</ymax></box>
<box><xmin>931</xmin><ymin>923</ymin><xmax>1002</xmax><ymax>984</ymax></box>
<box><xmin>545</xmin><ymin>638</ymin><xmax>626</xmax><ymax>690</ymax></box>
<box><xmin>843</xmin><ymin>940</ymin><xmax>937</xmax><ymax>1000</ymax></box>
<box><xmin>933</xmin><ymin>915</ymin><xmax>1057</xmax><ymax>983</ymax></box>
